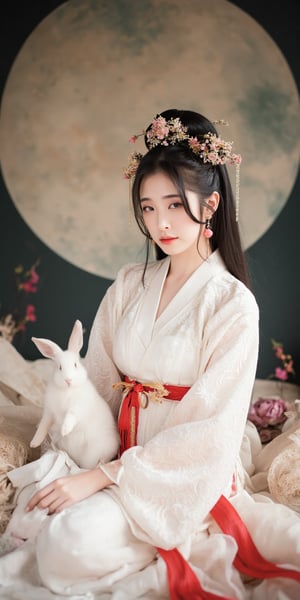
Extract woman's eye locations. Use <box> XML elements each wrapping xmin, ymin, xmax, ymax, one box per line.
<box><xmin>141</xmin><ymin>205</ymin><xmax>153</xmax><ymax>212</ymax></box>
<box><xmin>169</xmin><ymin>202</ymin><xmax>183</xmax><ymax>209</ymax></box>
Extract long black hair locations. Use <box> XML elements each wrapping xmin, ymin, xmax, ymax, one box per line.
<box><xmin>131</xmin><ymin>109</ymin><xmax>250</xmax><ymax>288</ymax></box>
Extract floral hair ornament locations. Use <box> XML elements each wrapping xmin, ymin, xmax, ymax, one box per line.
<box><xmin>123</xmin><ymin>115</ymin><xmax>242</xmax><ymax>221</ymax></box>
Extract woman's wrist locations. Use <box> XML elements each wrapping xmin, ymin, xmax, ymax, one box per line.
<box><xmin>92</xmin><ymin>465</ymin><xmax>114</xmax><ymax>490</ymax></box>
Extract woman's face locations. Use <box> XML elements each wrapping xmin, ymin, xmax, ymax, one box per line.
<box><xmin>139</xmin><ymin>171</ymin><xmax>203</xmax><ymax>258</ymax></box>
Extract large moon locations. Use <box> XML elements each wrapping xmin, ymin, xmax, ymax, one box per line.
<box><xmin>0</xmin><ymin>0</ymin><xmax>299</xmax><ymax>278</ymax></box>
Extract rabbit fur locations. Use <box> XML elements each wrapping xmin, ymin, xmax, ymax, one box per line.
<box><xmin>30</xmin><ymin>319</ymin><xmax>120</xmax><ymax>469</ymax></box>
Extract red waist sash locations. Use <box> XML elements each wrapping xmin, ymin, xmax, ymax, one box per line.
<box><xmin>116</xmin><ymin>378</ymin><xmax>300</xmax><ymax>599</ymax></box>
<box><xmin>117</xmin><ymin>376</ymin><xmax>190</xmax><ymax>455</ymax></box>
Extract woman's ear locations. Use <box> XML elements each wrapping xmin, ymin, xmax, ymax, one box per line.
<box><xmin>206</xmin><ymin>191</ymin><xmax>220</xmax><ymax>216</ymax></box>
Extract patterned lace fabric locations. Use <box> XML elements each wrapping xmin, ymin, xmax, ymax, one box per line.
<box><xmin>0</xmin><ymin>434</ymin><xmax>29</xmax><ymax>534</ymax></box>
<box><xmin>268</xmin><ymin>428</ymin><xmax>300</xmax><ymax>513</ymax></box>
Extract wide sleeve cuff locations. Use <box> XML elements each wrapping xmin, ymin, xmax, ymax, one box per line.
<box><xmin>99</xmin><ymin>459</ymin><xmax>123</xmax><ymax>485</ymax></box>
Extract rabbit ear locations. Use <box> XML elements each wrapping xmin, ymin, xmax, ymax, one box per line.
<box><xmin>67</xmin><ymin>319</ymin><xmax>83</xmax><ymax>353</ymax></box>
<box><xmin>31</xmin><ymin>337</ymin><xmax>62</xmax><ymax>360</ymax></box>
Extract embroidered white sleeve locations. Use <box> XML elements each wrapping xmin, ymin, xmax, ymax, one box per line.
<box><xmin>84</xmin><ymin>263</ymin><xmax>144</xmax><ymax>419</ymax></box>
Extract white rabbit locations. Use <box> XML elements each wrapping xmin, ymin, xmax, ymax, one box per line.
<box><xmin>30</xmin><ymin>319</ymin><xmax>120</xmax><ymax>469</ymax></box>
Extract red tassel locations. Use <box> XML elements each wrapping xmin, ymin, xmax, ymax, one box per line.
<box><xmin>157</xmin><ymin>547</ymin><xmax>234</xmax><ymax>600</ymax></box>
<box><xmin>211</xmin><ymin>495</ymin><xmax>300</xmax><ymax>583</ymax></box>
<box><xmin>118</xmin><ymin>384</ymin><xmax>142</xmax><ymax>454</ymax></box>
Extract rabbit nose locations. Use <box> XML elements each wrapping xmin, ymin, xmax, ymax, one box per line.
<box><xmin>65</xmin><ymin>378</ymin><xmax>72</xmax><ymax>386</ymax></box>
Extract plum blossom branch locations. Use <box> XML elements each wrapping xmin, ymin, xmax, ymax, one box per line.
<box><xmin>270</xmin><ymin>339</ymin><xmax>295</xmax><ymax>381</ymax></box>
<box><xmin>0</xmin><ymin>260</ymin><xmax>41</xmax><ymax>343</ymax></box>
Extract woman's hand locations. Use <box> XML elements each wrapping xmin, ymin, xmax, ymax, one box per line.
<box><xmin>26</xmin><ymin>468</ymin><xmax>113</xmax><ymax>514</ymax></box>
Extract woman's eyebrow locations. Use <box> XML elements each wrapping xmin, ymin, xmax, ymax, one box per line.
<box><xmin>140</xmin><ymin>193</ymin><xmax>180</xmax><ymax>202</ymax></box>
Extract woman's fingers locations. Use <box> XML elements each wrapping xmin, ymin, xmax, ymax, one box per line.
<box><xmin>27</xmin><ymin>478</ymin><xmax>71</xmax><ymax>511</ymax></box>
<box><xmin>26</xmin><ymin>483</ymin><xmax>56</xmax><ymax>511</ymax></box>
<box><xmin>26</xmin><ymin>469</ymin><xmax>113</xmax><ymax>513</ymax></box>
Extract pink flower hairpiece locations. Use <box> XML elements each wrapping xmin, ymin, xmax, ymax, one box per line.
<box><xmin>123</xmin><ymin>115</ymin><xmax>242</xmax><ymax>220</ymax></box>
<box><xmin>196</xmin><ymin>132</ymin><xmax>242</xmax><ymax>167</ymax></box>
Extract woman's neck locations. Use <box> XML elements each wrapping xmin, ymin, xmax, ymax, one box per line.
<box><xmin>155</xmin><ymin>247</ymin><xmax>212</xmax><ymax>320</ymax></box>
<box><xmin>168</xmin><ymin>244</ymin><xmax>211</xmax><ymax>282</ymax></box>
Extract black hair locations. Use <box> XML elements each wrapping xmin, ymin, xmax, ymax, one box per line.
<box><xmin>131</xmin><ymin>108</ymin><xmax>250</xmax><ymax>288</ymax></box>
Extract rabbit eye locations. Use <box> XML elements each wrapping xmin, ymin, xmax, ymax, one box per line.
<box><xmin>59</xmin><ymin>365</ymin><xmax>62</xmax><ymax>370</ymax></box>
<box><xmin>74</xmin><ymin>362</ymin><xmax>77</xmax><ymax>368</ymax></box>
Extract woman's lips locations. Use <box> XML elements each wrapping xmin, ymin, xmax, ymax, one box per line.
<box><xmin>159</xmin><ymin>237</ymin><xmax>178</xmax><ymax>244</ymax></box>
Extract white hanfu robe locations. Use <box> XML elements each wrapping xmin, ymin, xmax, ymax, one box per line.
<box><xmin>1</xmin><ymin>251</ymin><xmax>300</xmax><ymax>600</ymax></box>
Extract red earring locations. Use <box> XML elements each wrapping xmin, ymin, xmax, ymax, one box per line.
<box><xmin>203</xmin><ymin>219</ymin><xmax>213</xmax><ymax>238</ymax></box>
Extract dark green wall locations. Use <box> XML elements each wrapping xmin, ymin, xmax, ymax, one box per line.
<box><xmin>0</xmin><ymin>0</ymin><xmax>299</xmax><ymax>383</ymax></box>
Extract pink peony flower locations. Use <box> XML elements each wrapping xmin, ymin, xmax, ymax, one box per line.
<box><xmin>248</xmin><ymin>397</ymin><xmax>287</xmax><ymax>427</ymax></box>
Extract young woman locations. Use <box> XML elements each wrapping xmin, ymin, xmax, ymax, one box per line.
<box><xmin>1</xmin><ymin>109</ymin><xmax>300</xmax><ymax>599</ymax></box>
